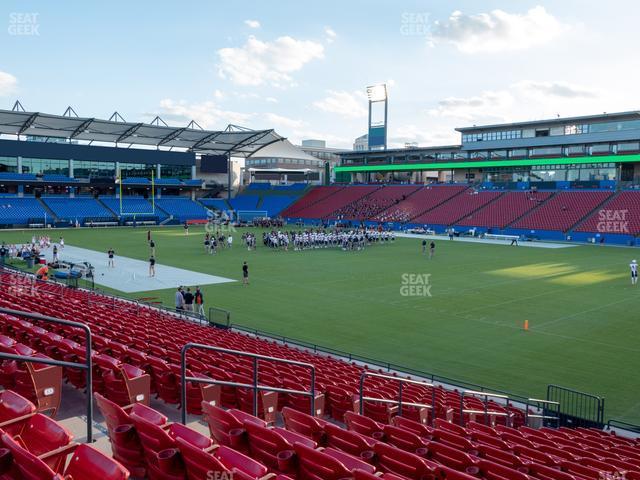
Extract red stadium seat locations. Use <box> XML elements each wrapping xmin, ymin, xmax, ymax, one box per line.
<box><xmin>324</xmin><ymin>422</ymin><xmax>377</xmax><ymax>459</ymax></box>
<box><xmin>176</xmin><ymin>437</ymin><xmax>270</xmax><ymax>480</ymax></box>
<box><xmin>94</xmin><ymin>392</ymin><xmax>167</xmax><ymax>478</ymax></box>
<box><xmin>374</xmin><ymin>442</ymin><xmax>438</xmax><ymax>480</ymax></box>
<box><xmin>282</xmin><ymin>406</ymin><xmax>328</xmax><ymax>444</ymax></box>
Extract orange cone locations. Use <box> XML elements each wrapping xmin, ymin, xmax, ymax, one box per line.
<box><xmin>524</xmin><ymin>320</ymin><xmax>529</xmax><ymax>331</ymax></box>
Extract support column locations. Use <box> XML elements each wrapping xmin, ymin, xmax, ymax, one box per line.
<box><xmin>17</xmin><ymin>156</ymin><xmax>22</xmax><ymax>174</ymax></box>
<box><xmin>157</xmin><ymin>164</ymin><xmax>161</xmax><ymax>179</ymax></box>
<box><xmin>191</xmin><ymin>165</ymin><xmax>196</xmax><ymax>180</ymax></box>
<box><xmin>69</xmin><ymin>159</ymin><xmax>74</xmax><ymax>178</ymax></box>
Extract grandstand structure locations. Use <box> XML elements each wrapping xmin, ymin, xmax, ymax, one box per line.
<box><xmin>0</xmin><ymin>267</ymin><xmax>638</xmax><ymax>479</ymax></box>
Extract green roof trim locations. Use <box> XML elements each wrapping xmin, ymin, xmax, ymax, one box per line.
<box><xmin>334</xmin><ymin>154</ymin><xmax>640</xmax><ymax>173</ymax></box>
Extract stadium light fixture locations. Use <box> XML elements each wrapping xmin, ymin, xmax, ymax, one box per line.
<box><xmin>366</xmin><ymin>84</ymin><xmax>387</xmax><ymax>102</ymax></box>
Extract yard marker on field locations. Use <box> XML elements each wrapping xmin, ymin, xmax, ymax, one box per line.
<box><xmin>524</xmin><ymin>319</ymin><xmax>529</xmax><ymax>331</ymax></box>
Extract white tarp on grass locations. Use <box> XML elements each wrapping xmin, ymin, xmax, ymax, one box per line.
<box><xmin>43</xmin><ymin>245</ymin><xmax>235</xmax><ymax>293</ymax></box>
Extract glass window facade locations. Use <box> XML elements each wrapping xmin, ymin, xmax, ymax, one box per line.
<box><xmin>160</xmin><ymin>164</ymin><xmax>192</xmax><ymax>179</ymax></box>
<box><xmin>73</xmin><ymin>161</ymin><xmax>115</xmax><ymax>179</ymax></box>
<box><xmin>0</xmin><ymin>156</ymin><xmax>18</xmax><ymax>173</ymax></box>
<box><xmin>462</xmin><ymin>130</ymin><xmax>522</xmax><ymax>142</ymax></box>
<box><xmin>21</xmin><ymin>158</ymin><xmax>69</xmax><ymax>175</ymax></box>
<box><xmin>118</xmin><ymin>163</ymin><xmax>155</xmax><ymax>179</ymax></box>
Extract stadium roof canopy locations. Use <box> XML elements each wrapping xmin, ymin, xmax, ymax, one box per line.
<box><xmin>0</xmin><ymin>108</ymin><xmax>284</xmax><ymax>157</ymax></box>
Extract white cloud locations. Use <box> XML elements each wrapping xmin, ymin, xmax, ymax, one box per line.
<box><xmin>265</xmin><ymin>97</ymin><xmax>278</xmax><ymax>103</ymax></box>
<box><xmin>213</xmin><ymin>89</ymin><xmax>224</xmax><ymax>100</ymax></box>
<box><xmin>244</xmin><ymin>19</ymin><xmax>260</xmax><ymax>29</ymax></box>
<box><xmin>313</xmin><ymin>90</ymin><xmax>368</xmax><ymax>118</ymax></box>
<box><xmin>217</xmin><ymin>35</ymin><xmax>324</xmax><ymax>87</ymax></box>
<box><xmin>157</xmin><ymin>99</ymin><xmax>254</xmax><ymax>129</ymax></box>
<box><xmin>324</xmin><ymin>26</ymin><xmax>337</xmax><ymax>43</ymax></box>
<box><xmin>263</xmin><ymin>112</ymin><xmax>304</xmax><ymax>129</ymax></box>
<box><xmin>290</xmin><ymin>128</ymin><xmax>351</xmax><ymax>148</ymax></box>
<box><xmin>427</xmin><ymin>80</ymin><xmax>605</xmax><ymax>130</ymax></box>
<box><xmin>428</xmin><ymin>89</ymin><xmax>514</xmax><ymax>121</ymax></box>
<box><xmin>0</xmin><ymin>71</ymin><xmax>18</xmax><ymax>96</ymax></box>
<box><xmin>429</xmin><ymin>6</ymin><xmax>567</xmax><ymax>53</ymax></box>
<box><xmin>389</xmin><ymin>125</ymin><xmax>457</xmax><ymax>149</ymax></box>
<box><xmin>514</xmin><ymin>80</ymin><xmax>598</xmax><ymax>99</ymax></box>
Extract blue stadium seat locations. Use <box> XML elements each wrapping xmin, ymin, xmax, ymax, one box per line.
<box><xmin>260</xmin><ymin>195</ymin><xmax>298</xmax><ymax>217</ymax></box>
<box><xmin>246</xmin><ymin>182</ymin><xmax>272</xmax><ymax>191</ymax></box>
<box><xmin>154</xmin><ymin>196</ymin><xmax>209</xmax><ymax>221</ymax></box>
<box><xmin>42</xmin><ymin>197</ymin><xmax>116</xmax><ymax>224</ymax></box>
<box><xmin>228</xmin><ymin>195</ymin><xmax>260</xmax><ymax>211</ymax></box>
<box><xmin>198</xmin><ymin>198</ymin><xmax>229</xmax><ymax>211</ymax></box>
<box><xmin>0</xmin><ymin>197</ymin><xmax>48</xmax><ymax>225</ymax></box>
<box><xmin>101</xmin><ymin>196</ymin><xmax>168</xmax><ymax>220</ymax></box>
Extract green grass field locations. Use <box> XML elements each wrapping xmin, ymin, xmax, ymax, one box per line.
<box><xmin>2</xmin><ymin>226</ymin><xmax>639</xmax><ymax>423</ymax></box>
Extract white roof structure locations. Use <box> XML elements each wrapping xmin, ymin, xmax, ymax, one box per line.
<box><xmin>0</xmin><ymin>108</ymin><xmax>284</xmax><ymax>157</ymax></box>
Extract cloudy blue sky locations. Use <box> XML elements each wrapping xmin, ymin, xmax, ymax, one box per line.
<box><xmin>1</xmin><ymin>1</ymin><xmax>639</xmax><ymax>148</ymax></box>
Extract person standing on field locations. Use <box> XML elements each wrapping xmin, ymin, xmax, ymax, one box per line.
<box><xmin>183</xmin><ymin>287</ymin><xmax>194</xmax><ymax>312</ymax></box>
<box><xmin>149</xmin><ymin>255</ymin><xmax>156</xmax><ymax>277</ymax></box>
<box><xmin>242</xmin><ymin>261</ymin><xmax>249</xmax><ymax>286</ymax></box>
<box><xmin>194</xmin><ymin>287</ymin><xmax>205</xmax><ymax>316</ymax></box>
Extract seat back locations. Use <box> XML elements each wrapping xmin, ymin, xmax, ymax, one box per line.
<box><xmin>383</xmin><ymin>424</ymin><xmax>427</xmax><ymax>453</ymax></box>
<box><xmin>294</xmin><ymin>442</ymin><xmax>352</xmax><ymax>480</ymax></box>
<box><xmin>243</xmin><ymin>420</ymin><xmax>293</xmax><ymax>470</ymax></box>
<box><xmin>64</xmin><ymin>443</ymin><xmax>130</xmax><ymax>480</ymax></box>
<box><xmin>345</xmin><ymin>411</ymin><xmax>384</xmax><ymax>437</ymax></box>
<box><xmin>176</xmin><ymin>436</ymin><xmax>231</xmax><ymax>480</ymax></box>
<box><xmin>282</xmin><ymin>406</ymin><xmax>326</xmax><ymax>443</ymax></box>
<box><xmin>324</xmin><ymin>422</ymin><xmax>374</xmax><ymax>457</ymax></box>
<box><xmin>0</xmin><ymin>431</ymin><xmax>57</xmax><ymax>478</ymax></box>
<box><xmin>0</xmin><ymin>390</ymin><xmax>36</xmax><ymax>423</ymax></box>
<box><xmin>201</xmin><ymin>402</ymin><xmax>243</xmax><ymax>446</ymax></box>
<box><xmin>374</xmin><ymin>442</ymin><xmax>436</xmax><ymax>479</ymax></box>
<box><xmin>129</xmin><ymin>412</ymin><xmax>175</xmax><ymax>454</ymax></box>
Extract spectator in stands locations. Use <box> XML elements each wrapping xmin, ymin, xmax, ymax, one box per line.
<box><xmin>175</xmin><ymin>286</ymin><xmax>184</xmax><ymax>310</ymax></box>
<box><xmin>183</xmin><ymin>287</ymin><xmax>194</xmax><ymax>312</ymax></box>
<box><xmin>149</xmin><ymin>255</ymin><xmax>156</xmax><ymax>277</ymax></box>
<box><xmin>194</xmin><ymin>287</ymin><xmax>204</xmax><ymax>316</ymax></box>
<box><xmin>36</xmin><ymin>264</ymin><xmax>49</xmax><ymax>281</ymax></box>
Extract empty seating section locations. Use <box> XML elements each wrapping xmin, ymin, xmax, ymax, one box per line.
<box><xmin>413</xmin><ymin>191</ymin><xmax>503</xmax><ymax>226</ymax></box>
<box><xmin>331</xmin><ymin>186</ymin><xmax>421</xmax><ymax>221</ymax></box>
<box><xmin>0</xmin><ymin>172</ymin><xmax>36</xmax><ymax>181</ymax></box>
<box><xmin>457</xmin><ymin>192</ymin><xmax>553</xmax><ymax>229</ymax></box>
<box><xmin>297</xmin><ymin>186</ymin><xmax>380</xmax><ymax>219</ymax></box>
<box><xmin>0</xmin><ymin>197</ymin><xmax>48</xmax><ymax>225</ymax></box>
<box><xmin>228</xmin><ymin>194</ymin><xmax>260</xmax><ymax>211</ymax></box>
<box><xmin>0</xmin><ymin>388</ymin><xmax>129</xmax><ymax>479</ymax></box>
<box><xmin>42</xmin><ymin>197</ymin><xmax>116</xmax><ymax>223</ymax></box>
<box><xmin>512</xmin><ymin>191</ymin><xmax>613</xmax><ymax>232</ymax></box>
<box><xmin>0</xmin><ymin>269</ymin><xmax>638</xmax><ymax>478</ymax></box>
<box><xmin>374</xmin><ymin>186</ymin><xmax>468</xmax><ymax>223</ymax></box>
<box><xmin>576</xmin><ymin>190</ymin><xmax>640</xmax><ymax>234</ymax></box>
<box><xmin>260</xmin><ymin>195</ymin><xmax>299</xmax><ymax>217</ymax></box>
<box><xmin>246</xmin><ymin>182</ymin><xmax>272</xmax><ymax>191</ymax></box>
<box><xmin>281</xmin><ymin>186</ymin><xmax>344</xmax><ymax>217</ymax></box>
<box><xmin>199</xmin><ymin>198</ymin><xmax>230</xmax><ymax>211</ymax></box>
<box><xmin>155</xmin><ymin>196</ymin><xmax>209</xmax><ymax>221</ymax></box>
<box><xmin>100</xmin><ymin>196</ymin><xmax>166</xmax><ymax>220</ymax></box>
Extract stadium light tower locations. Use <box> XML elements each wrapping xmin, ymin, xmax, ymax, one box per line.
<box><xmin>366</xmin><ymin>84</ymin><xmax>388</xmax><ymax>151</ymax></box>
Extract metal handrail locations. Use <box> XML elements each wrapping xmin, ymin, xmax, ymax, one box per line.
<box><xmin>359</xmin><ymin>371</ymin><xmax>436</xmax><ymax>425</ymax></box>
<box><xmin>180</xmin><ymin>343</ymin><xmax>316</xmax><ymax>423</ymax></box>
<box><xmin>526</xmin><ymin>397</ymin><xmax>561</xmax><ymax>427</ymax></box>
<box><xmin>460</xmin><ymin>389</ymin><xmax>512</xmax><ymax>427</ymax></box>
<box><xmin>0</xmin><ymin>306</ymin><xmax>93</xmax><ymax>443</ymax></box>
